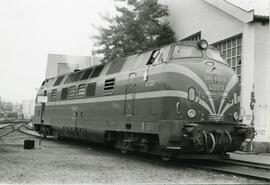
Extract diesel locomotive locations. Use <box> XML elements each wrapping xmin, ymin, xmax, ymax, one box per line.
<box><xmin>33</xmin><ymin>40</ymin><xmax>254</xmax><ymax>157</ymax></box>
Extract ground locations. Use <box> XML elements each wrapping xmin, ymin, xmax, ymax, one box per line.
<box><xmin>0</xmin><ymin>128</ymin><xmax>268</xmax><ymax>184</ymax></box>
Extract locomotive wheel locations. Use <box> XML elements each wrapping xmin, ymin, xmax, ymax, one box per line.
<box><xmin>40</xmin><ymin>130</ymin><xmax>47</xmax><ymax>138</ymax></box>
<box><xmin>53</xmin><ymin>131</ymin><xmax>59</xmax><ymax>141</ymax></box>
<box><xmin>120</xmin><ymin>149</ymin><xmax>128</xmax><ymax>154</ymax></box>
<box><xmin>161</xmin><ymin>156</ymin><xmax>171</xmax><ymax>162</ymax></box>
<box><xmin>40</xmin><ymin>126</ymin><xmax>48</xmax><ymax>138</ymax></box>
<box><xmin>42</xmin><ymin>132</ymin><xmax>47</xmax><ymax>138</ymax></box>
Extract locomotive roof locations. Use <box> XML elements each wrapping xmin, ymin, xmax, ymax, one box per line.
<box><xmin>39</xmin><ymin>40</ymin><xmax>216</xmax><ymax>90</ymax></box>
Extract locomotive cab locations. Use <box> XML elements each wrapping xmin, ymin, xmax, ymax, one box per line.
<box><xmin>157</xmin><ymin>40</ymin><xmax>254</xmax><ymax>153</ymax></box>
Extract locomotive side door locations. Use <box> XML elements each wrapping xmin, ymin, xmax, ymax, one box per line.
<box><xmin>71</xmin><ymin>106</ymin><xmax>78</xmax><ymax>133</ymax></box>
<box><xmin>124</xmin><ymin>72</ymin><xmax>137</xmax><ymax>117</ymax></box>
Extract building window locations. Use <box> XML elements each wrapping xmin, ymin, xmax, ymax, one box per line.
<box><xmin>103</xmin><ymin>78</ymin><xmax>115</xmax><ymax>95</ymax></box>
<box><xmin>67</xmin><ymin>86</ymin><xmax>76</xmax><ymax>99</ymax></box>
<box><xmin>77</xmin><ymin>84</ymin><xmax>86</xmax><ymax>98</ymax></box>
<box><xmin>50</xmin><ymin>89</ymin><xmax>57</xmax><ymax>101</ymax></box>
<box><xmin>214</xmin><ymin>34</ymin><xmax>242</xmax><ymax>84</ymax></box>
<box><xmin>181</xmin><ymin>31</ymin><xmax>201</xmax><ymax>41</ymax></box>
<box><xmin>86</xmin><ymin>83</ymin><xmax>96</xmax><ymax>97</ymax></box>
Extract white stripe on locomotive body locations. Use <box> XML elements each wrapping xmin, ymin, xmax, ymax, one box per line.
<box><xmin>36</xmin><ymin>89</ymin><xmax>215</xmax><ymax>115</ymax></box>
<box><xmin>195</xmin><ymin>97</ymin><xmax>214</xmax><ymax>115</ymax></box>
<box><xmin>220</xmin><ymin>102</ymin><xmax>235</xmax><ymax>116</ymax></box>
<box><xmin>158</xmin><ymin>64</ymin><xmax>238</xmax><ymax>115</ymax></box>
<box><xmin>217</xmin><ymin>74</ymin><xmax>238</xmax><ymax>115</ymax></box>
<box><xmin>37</xmin><ymin>63</ymin><xmax>238</xmax><ymax>116</ymax></box>
<box><xmin>38</xmin><ymin>90</ymin><xmax>184</xmax><ymax>106</ymax></box>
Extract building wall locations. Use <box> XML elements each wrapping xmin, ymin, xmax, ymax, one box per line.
<box><xmin>159</xmin><ymin>0</ymin><xmax>244</xmax><ymax>43</ymax></box>
<box><xmin>22</xmin><ymin>100</ymin><xmax>35</xmax><ymax>119</ymax></box>
<box><xmin>46</xmin><ymin>54</ymin><xmax>101</xmax><ymax>79</ymax></box>
<box><xmin>253</xmin><ymin>22</ymin><xmax>270</xmax><ymax>142</ymax></box>
<box><xmin>241</xmin><ymin>22</ymin><xmax>255</xmax><ymax>125</ymax></box>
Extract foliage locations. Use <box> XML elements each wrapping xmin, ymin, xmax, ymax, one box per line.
<box><xmin>93</xmin><ymin>0</ymin><xmax>176</xmax><ymax>62</ymax></box>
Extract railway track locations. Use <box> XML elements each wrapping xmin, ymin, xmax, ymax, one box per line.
<box><xmin>16</xmin><ymin>124</ymin><xmax>55</xmax><ymax>139</ymax></box>
<box><xmin>1</xmin><ymin>122</ymin><xmax>269</xmax><ymax>181</ymax></box>
<box><xmin>0</xmin><ymin>121</ymin><xmax>51</xmax><ymax>139</ymax></box>
<box><xmin>21</xmin><ymin>127</ymin><xmax>270</xmax><ymax>181</ymax></box>
<box><xmin>180</xmin><ymin>159</ymin><xmax>270</xmax><ymax>181</ymax></box>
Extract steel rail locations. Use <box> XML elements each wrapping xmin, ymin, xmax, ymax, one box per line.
<box><xmin>18</xmin><ymin>126</ymin><xmax>55</xmax><ymax>139</ymax></box>
<box><xmin>0</xmin><ymin>122</ymin><xmax>53</xmax><ymax>139</ymax></box>
<box><xmin>0</xmin><ymin>123</ymin><xmax>25</xmax><ymax>138</ymax></box>
<box><xmin>180</xmin><ymin>159</ymin><xmax>270</xmax><ymax>181</ymax></box>
<box><xmin>16</xmin><ymin>128</ymin><xmax>41</xmax><ymax>137</ymax></box>
<box><xmin>0</xmin><ymin>124</ymin><xmax>13</xmax><ymax>129</ymax></box>
<box><xmin>212</xmin><ymin>158</ymin><xmax>270</xmax><ymax>170</ymax></box>
<box><xmin>0</xmin><ymin>120</ymin><xmax>31</xmax><ymax>124</ymax></box>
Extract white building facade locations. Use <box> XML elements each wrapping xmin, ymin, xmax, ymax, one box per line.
<box><xmin>22</xmin><ymin>100</ymin><xmax>35</xmax><ymax>119</ymax></box>
<box><xmin>46</xmin><ymin>54</ymin><xmax>101</xmax><ymax>79</ymax></box>
<box><xmin>160</xmin><ymin>0</ymin><xmax>270</xmax><ymax>151</ymax></box>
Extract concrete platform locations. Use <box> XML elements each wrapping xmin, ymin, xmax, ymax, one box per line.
<box><xmin>229</xmin><ymin>151</ymin><xmax>270</xmax><ymax>165</ymax></box>
<box><xmin>241</xmin><ymin>141</ymin><xmax>270</xmax><ymax>153</ymax></box>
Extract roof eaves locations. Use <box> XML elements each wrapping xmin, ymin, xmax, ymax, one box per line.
<box><xmin>203</xmin><ymin>0</ymin><xmax>254</xmax><ymax>23</ymax></box>
<box><xmin>224</xmin><ymin>0</ymin><xmax>269</xmax><ymax>22</ymax></box>
<box><xmin>224</xmin><ymin>0</ymin><xmax>252</xmax><ymax>14</ymax></box>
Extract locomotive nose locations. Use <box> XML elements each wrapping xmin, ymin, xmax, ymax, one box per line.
<box><xmin>203</xmin><ymin>59</ymin><xmax>240</xmax><ymax>121</ymax></box>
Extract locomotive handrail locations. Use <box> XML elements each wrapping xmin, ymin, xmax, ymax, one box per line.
<box><xmin>176</xmin><ymin>102</ymin><xmax>180</xmax><ymax>114</ymax></box>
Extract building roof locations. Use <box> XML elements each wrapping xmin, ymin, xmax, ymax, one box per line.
<box><xmin>226</xmin><ymin>0</ymin><xmax>269</xmax><ymax>18</ymax></box>
<box><xmin>203</xmin><ymin>0</ymin><xmax>269</xmax><ymax>22</ymax></box>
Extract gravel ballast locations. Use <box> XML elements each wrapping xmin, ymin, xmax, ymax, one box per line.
<box><xmin>0</xmin><ymin>127</ymin><xmax>267</xmax><ymax>184</ymax></box>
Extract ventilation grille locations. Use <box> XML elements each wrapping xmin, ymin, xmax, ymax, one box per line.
<box><xmin>103</xmin><ymin>79</ymin><xmax>115</xmax><ymax>95</ymax></box>
<box><xmin>77</xmin><ymin>84</ymin><xmax>86</xmax><ymax>98</ymax></box>
<box><xmin>50</xmin><ymin>89</ymin><xmax>57</xmax><ymax>101</ymax></box>
<box><xmin>67</xmin><ymin>86</ymin><xmax>76</xmax><ymax>99</ymax></box>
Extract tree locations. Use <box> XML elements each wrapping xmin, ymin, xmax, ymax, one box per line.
<box><xmin>93</xmin><ymin>0</ymin><xmax>176</xmax><ymax>62</ymax></box>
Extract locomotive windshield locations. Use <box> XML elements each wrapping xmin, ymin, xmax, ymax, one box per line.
<box><xmin>172</xmin><ymin>45</ymin><xmax>203</xmax><ymax>59</ymax></box>
<box><xmin>206</xmin><ymin>49</ymin><xmax>227</xmax><ymax>64</ymax></box>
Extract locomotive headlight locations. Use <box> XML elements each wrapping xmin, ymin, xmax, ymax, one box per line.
<box><xmin>197</xmin><ymin>39</ymin><xmax>208</xmax><ymax>50</ymax></box>
<box><xmin>233</xmin><ymin>112</ymin><xmax>239</xmax><ymax>120</ymax></box>
<box><xmin>187</xmin><ymin>109</ymin><xmax>196</xmax><ymax>118</ymax></box>
<box><xmin>188</xmin><ymin>87</ymin><xmax>196</xmax><ymax>102</ymax></box>
<box><xmin>233</xmin><ymin>93</ymin><xmax>238</xmax><ymax>104</ymax></box>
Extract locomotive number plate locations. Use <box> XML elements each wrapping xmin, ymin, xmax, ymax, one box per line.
<box><xmin>209</xmin><ymin>114</ymin><xmax>224</xmax><ymax>122</ymax></box>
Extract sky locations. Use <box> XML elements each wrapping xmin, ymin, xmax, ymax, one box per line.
<box><xmin>0</xmin><ymin>0</ymin><xmax>118</xmax><ymax>103</ymax></box>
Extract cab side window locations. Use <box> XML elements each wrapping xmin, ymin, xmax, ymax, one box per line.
<box><xmin>146</xmin><ymin>49</ymin><xmax>160</xmax><ymax>65</ymax></box>
<box><xmin>157</xmin><ymin>45</ymin><xmax>170</xmax><ymax>63</ymax></box>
